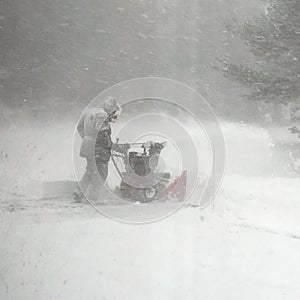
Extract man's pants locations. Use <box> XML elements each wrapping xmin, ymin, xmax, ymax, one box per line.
<box><xmin>77</xmin><ymin>157</ymin><xmax>108</xmax><ymax>200</ymax></box>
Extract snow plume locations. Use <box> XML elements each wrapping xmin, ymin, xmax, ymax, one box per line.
<box><xmin>222</xmin><ymin>122</ymin><xmax>274</xmax><ymax>176</ymax></box>
<box><xmin>222</xmin><ymin>122</ymin><xmax>298</xmax><ymax>177</ymax></box>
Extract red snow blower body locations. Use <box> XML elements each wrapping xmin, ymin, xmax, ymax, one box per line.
<box><xmin>111</xmin><ymin>140</ymin><xmax>187</xmax><ymax>202</ymax></box>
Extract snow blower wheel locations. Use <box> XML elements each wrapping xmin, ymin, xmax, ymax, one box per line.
<box><xmin>144</xmin><ymin>187</ymin><xmax>157</xmax><ymax>201</ymax></box>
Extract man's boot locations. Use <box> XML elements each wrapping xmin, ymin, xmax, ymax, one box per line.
<box><xmin>73</xmin><ymin>187</ymin><xmax>85</xmax><ymax>203</ymax></box>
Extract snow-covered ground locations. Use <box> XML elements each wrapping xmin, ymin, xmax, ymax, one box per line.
<box><xmin>1</xmin><ymin>173</ymin><xmax>300</xmax><ymax>300</ymax></box>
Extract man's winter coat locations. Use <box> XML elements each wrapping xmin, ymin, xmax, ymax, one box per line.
<box><xmin>77</xmin><ymin>107</ymin><xmax>111</xmax><ymax>160</ymax></box>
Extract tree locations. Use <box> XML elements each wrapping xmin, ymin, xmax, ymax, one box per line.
<box><xmin>216</xmin><ymin>0</ymin><xmax>300</xmax><ymax>133</ymax></box>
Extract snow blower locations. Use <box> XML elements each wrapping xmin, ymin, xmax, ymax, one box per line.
<box><xmin>111</xmin><ymin>140</ymin><xmax>187</xmax><ymax>202</ymax></box>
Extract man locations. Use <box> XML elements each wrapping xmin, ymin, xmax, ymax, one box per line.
<box><xmin>73</xmin><ymin>96</ymin><xmax>125</xmax><ymax>202</ymax></box>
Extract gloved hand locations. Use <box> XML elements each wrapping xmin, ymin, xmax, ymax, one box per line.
<box><xmin>112</xmin><ymin>143</ymin><xmax>130</xmax><ymax>153</ymax></box>
<box><xmin>122</xmin><ymin>143</ymin><xmax>130</xmax><ymax>151</ymax></box>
